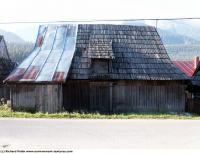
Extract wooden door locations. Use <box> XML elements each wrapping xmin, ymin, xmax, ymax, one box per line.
<box><xmin>89</xmin><ymin>82</ymin><xmax>112</xmax><ymax>113</ymax></box>
<box><xmin>63</xmin><ymin>81</ymin><xmax>89</xmax><ymax>112</ymax></box>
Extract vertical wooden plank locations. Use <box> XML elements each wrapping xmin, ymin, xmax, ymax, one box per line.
<box><xmin>109</xmin><ymin>82</ymin><xmax>113</xmax><ymax>113</ymax></box>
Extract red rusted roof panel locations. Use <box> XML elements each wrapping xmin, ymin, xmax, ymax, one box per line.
<box><xmin>5</xmin><ymin>68</ymin><xmax>26</xmax><ymax>81</ymax></box>
<box><xmin>53</xmin><ymin>72</ymin><xmax>65</xmax><ymax>82</ymax></box>
<box><xmin>173</xmin><ymin>60</ymin><xmax>195</xmax><ymax>77</ymax></box>
<box><xmin>23</xmin><ymin>66</ymin><xmax>40</xmax><ymax>80</ymax></box>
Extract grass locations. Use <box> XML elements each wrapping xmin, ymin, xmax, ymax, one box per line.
<box><xmin>0</xmin><ymin>105</ymin><xmax>200</xmax><ymax>119</ymax></box>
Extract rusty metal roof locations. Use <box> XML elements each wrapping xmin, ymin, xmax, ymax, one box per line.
<box><xmin>5</xmin><ymin>24</ymin><xmax>78</xmax><ymax>83</ymax></box>
<box><xmin>173</xmin><ymin>60</ymin><xmax>195</xmax><ymax>77</ymax></box>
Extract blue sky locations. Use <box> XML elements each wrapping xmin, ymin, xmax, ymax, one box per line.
<box><xmin>0</xmin><ymin>0</ymin><xmax>200</xmax><ymax>42</ymax></box>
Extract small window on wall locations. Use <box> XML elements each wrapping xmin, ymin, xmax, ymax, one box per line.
<box><xmin>91</xmin><ymin>59</ymin><xmax>109</xmax><ymax>74</ymax></box>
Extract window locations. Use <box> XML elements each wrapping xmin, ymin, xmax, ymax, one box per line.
<box><xmin>91</xmin><ymin>59</ymin><xmax>109</xmax><ymax>74</ymax></box>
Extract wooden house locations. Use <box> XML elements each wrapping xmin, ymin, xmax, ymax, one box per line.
<box><xmin>189</xmin><ymin>64</ymin><xmax>200</xmax><ymax>113</ymax></box>
<box><xmin>4</xmin><ymin>24</ymin><xmax>188</xmax><ymax>113</ymax></box>
<box><xmin>0</xmin><ymin>35</ymin><xmax>16</xmax><ymax>100</ymax></box>
<box><xmin>173</xmin><ymin>57</ymin><xmax>200</xmax><ymax>113</ymax></box>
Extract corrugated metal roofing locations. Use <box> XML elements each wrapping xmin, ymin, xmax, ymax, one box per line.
<box><xmin>172</xmin><ymin>60</ymin><xmax>200</xmax><ymax>86</ymax></box>
<box><xmin>173</xmin><ymin>60</ymin><xmax>195</xmax><ymax>77</ymax></box>
<box><xmin>5</xmin><ymin>24</ymin><xmax>188</xmax><ymax>83</ymax></box>
<box><xmin>5</xmin><ymin>24</ymin><xmax>78</xmax><ymax>83</ymax></box>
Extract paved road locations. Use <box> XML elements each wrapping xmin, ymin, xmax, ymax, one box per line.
<box><xmin>0</xmin><ymin>118</ymin><xmax>200</xmax><ymax>150</ymax></box>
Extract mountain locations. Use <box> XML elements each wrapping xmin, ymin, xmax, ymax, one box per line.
<box><xmin>0</xmin><ymin>29</ymin><xmax>25</xmax><ymax>43</ymax></box>
<box><xmin>158</xmin><ymin>29</ymin><xmax>200</xmax><ymax>45</ymax></box>
<box><xmin>157</xmin><ymin>20</ymin><xmax>200</xmax><ymax>42</ymax></box>
<box><xmin>122</xmin><ymin>21</ymin><xmax>200</xmax><ymax>45</ymax></box>
<box><xmin>7</xmin><ymin>42</ymin><xmax>34</xmax><ymax>63</ymax></box>
<box><xmin>0</xmin><ymin>29</ymin><xmax>34</xmax><ymax>62</ymax></box>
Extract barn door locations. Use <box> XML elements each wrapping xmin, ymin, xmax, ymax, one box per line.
<box><xmin>89</xmin><ymin>82</ymin><xmax>112</xmax><ymax>113</ymax></box>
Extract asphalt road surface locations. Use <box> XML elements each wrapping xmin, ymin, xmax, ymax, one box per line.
<box><xmin>0</xmin><ymin>118</ymin><xmax>200</xmax><ymax>150</ymax></box>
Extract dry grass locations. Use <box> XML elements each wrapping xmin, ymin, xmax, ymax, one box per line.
<box><xmin>0</xmin><ymin>105</ymin><xmax>200</xmax><ymax>119</ymax></box>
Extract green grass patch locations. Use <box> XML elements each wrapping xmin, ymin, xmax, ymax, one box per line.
<box><xmin>0</xmin><ymin>105</ymin><xmax>200</xmax><ymax>119</ymax></box>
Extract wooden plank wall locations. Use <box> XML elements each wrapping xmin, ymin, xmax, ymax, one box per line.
<box><xmin>63</xmin><ymin>80</ymin><xmax>186</xmax><ymax>113</ymax></box>
<box><xmin>10</xmin><ymin>80</ymin><xmax>186</xmax><ymax>113</ymax></box>
<box><xmin>63</xmin><ymin>81</ymin><xmax>89</xmax><ymax>112</ymax></box>
<box><xmin>187</xmin><ymin>92</ymin><xmax>200</xmax><ymax>114</ymax></box>
<box><xmin>0</xmin><ymin>84</ymin><xmax>10</xmax><ymax>100</ymax></box>
<box><xmin>112</xmin><ymin>81</ymin><xmax>185</xmax><ymax>113</ymax></box>
<box><xmin>90</xmin><ymin>82</ymin><xmax>110</xmax><ymax>113</ymax></box>
<box><xmin>11</xmin><ymin>84</ymin><xmax>62</xmax><ymax>113</ymax></box>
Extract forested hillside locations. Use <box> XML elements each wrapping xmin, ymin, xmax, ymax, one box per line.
<box><xmin>165</xmin><ymin>45</ymin><xmax>200</xmax><ymax>60</ymax></box>
<box><xmin>0</xmin><ymin>29</ymin><xmax>25</xmax><ymax>43</ymax></box>
<box><xmin>7</xmin><ymin>42</ymin><xmax>34</xmax><ymax>63</ymax></box>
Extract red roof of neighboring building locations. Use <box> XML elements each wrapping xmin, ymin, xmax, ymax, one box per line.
<box><xmin>173</xmin><ymin>61</ymin><xmax>195</xmax><ymax>77</ymax></box>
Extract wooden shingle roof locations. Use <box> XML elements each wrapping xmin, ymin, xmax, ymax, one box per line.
<box><xmin>88</xmin><ymin>40</ymin><xmax>114</xmax><ymax>59</ymax></box>
<box><xmin>69</xmin><ymin>24</ymin><xmax>188</xmax><ymax>80</ymax></box>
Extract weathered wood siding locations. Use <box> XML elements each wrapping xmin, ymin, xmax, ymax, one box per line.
<box><xmin>63</xmin><ymin>80</ymin><xmax>186</xmax><ymax>113</ymax></box>
<box><xmin>187</xmin><ymin>89</ymin><xmax>200</xmax><ymax>114</ymax></box>
<box><xmin>10</xmin><ymin>80</ymin><xmax>186</xmax><ymax>113</ymax></box>
<box><xmin>11</xmin><ymin>84</ymin><xmax>62</xmax><ymax>113</ymax></box>
<box><xmin>187</xmin><ymin>99</ymin><xmax>200</xmax><ymax>114</ymax></box>
<box><xmin>90</xmin><ymin>82</ymin><xmax>111</xmax><ymax>113</ymax></box>
<box><xmin>0</xmin><ymin>84</ymin><xmax>10</xmax><ymax>100</ymax></box>
<box><xmin>112</xmin><ymin>81</ymin><xmax>185</xmax><ymax>112</ymax></box>
<box><xmin>63</xmin><ymin>81</ymin><xmax>89</xmax><ymax>112</ymax></box>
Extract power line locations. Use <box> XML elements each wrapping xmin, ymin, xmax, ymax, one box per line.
<box><xmin>1</xmin><ymin>17</ymin><xmax>200</xmax><ymax>24</ymax></box>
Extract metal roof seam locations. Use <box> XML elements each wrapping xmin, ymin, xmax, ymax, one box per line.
<box><xmin>60</xmin><ymin>25</ymin><xmax>78</xmax><ymax>80</ymax></box>
<box><xmin>20</xmin><ymin>26</ymin><xmax>48</xmax><ymax>81</ymax></box>
<box><xmin>174</xmin><ymin>61</ymin><xmax>190</xmax><ymax>76</ymax></box>
<box><xmin>173</xmin><ymin>61</ymin><xmax>195</xmax><ymax>77</ymax></box>
<box><xmin>50</xmin><ymin>26</ymin><xmax>68</xmax><ymax>81</ymax></box>
<box><xmin>182</xmin><ymin>61</ymin><xmax>194</xmax><ymax>75</ymax></box>
<box><xmin>35</xmin><ymin>26</ymin><xmax>59</xmax><ymax>81</ymax></box>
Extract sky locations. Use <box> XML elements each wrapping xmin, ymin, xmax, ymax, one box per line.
<box><xmin>0</xmin><ymin>0</ymin><xmax>200</xmax><ymax>42</ymax></box>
